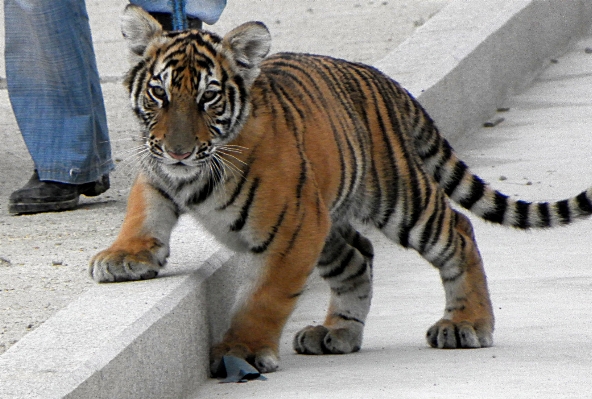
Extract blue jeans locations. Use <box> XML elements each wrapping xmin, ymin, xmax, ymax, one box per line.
<box><xmin>4</xmin><ymin>0</ymin><xmax>113</xmax><ymax>184</ymax></box>
<box><xmin>130</xmin><ymin>0</ymin><xmax>227</xmax><ymax>25</ymax></box>
<box><xmin>4</xmin><ymin>0</ymin><xmax>226</xmax><ymax>184</ymax></box>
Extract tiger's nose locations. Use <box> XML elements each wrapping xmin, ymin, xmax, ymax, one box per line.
<box><xmin>167</xmin><ymin>150</ymin><xmax>193</xmax><ymax>160</ymax></box>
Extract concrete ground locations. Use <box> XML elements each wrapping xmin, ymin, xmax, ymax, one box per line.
<box><xmin>2</xmin><ymin>1</ymin><xmax>592</xmax><ymax>398</ymax></box>
<box><xmin>0</xmin><ymin>0</ymin><xmax>449</xmax><ymax>356</ymax></box>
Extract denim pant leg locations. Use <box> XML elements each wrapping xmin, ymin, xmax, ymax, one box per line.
<box><xmin>4</xmin><ymin>0</ymin><xmax>114</xmax><ymax>184</ymax></box>
<box><xmin>129</xmin><ymin>0</ymin><xmax>227</xmax><ymax>25</ymax></box>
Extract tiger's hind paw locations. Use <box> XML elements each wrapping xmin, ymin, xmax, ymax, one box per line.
<box><xmin>426</xmin><ymin>319</ymin><xmax>493</xmax><ymax>349</ymax></box>
<box><xmin>293</xmin><ymin>325</ymin><xmax>362</xmax><ymax>355</ymax></box>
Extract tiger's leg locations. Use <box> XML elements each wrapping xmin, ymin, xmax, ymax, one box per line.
<box><xmin>293</xmin><ymin>224</ymin><xmax>374</xmax><ymax>355</ymax></box>
<box><xmin>210</xmin><ymin>207</ymin><xmax>331</xmax><ymax>374</ymax></box>
<box><xmin>89</xmin><ymin>173</ymin><xmax>179</xmax><ymax>282</ymax></box>
<box><xmin>384</xmin><ymin>194</ymin><xmax>494</xmax><ymax>348</ymax></box>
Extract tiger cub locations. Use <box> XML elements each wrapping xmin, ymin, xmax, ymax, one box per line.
<box><xmin>90</xmin><ymin>5</ymin><xmax>592</xmax><ymax>374</ymax></box>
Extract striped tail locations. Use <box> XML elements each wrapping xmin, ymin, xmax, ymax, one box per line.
<box><xmin>411</xmin><ymin>109</ymin><xmax>592</xmax><ymax>229</ymax></box>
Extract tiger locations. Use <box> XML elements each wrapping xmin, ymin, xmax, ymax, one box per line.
<box><xmin>89</xmin><ymin>5</ymin><xmax>592</xmax><ymax>375</ymax></box>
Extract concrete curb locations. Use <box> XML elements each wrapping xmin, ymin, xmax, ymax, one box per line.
<box><xmin>1</xmin><ymin>1</ymin><xmax>591</xmax><ymax>398</ymax></box>
<box><xmin>0</xmin><ymin>216</ymin><xmax>233</xmax><ymax>399</ymax></box>
<box><xmin>375</xmin><ymin>0</ymin><xmax>592</xmax><ymax>141</ymax></box>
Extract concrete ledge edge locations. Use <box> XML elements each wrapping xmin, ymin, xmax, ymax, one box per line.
<box><xmin>375</xmin><ymin>0</ymin><xmax>592</xmax><ymax>141</ymax></box>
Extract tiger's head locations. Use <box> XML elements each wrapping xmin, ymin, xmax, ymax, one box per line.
<box><xmin>120</xmin><ymin>5</ymin><xmax>271</xmax><ymax>181</ymax></box>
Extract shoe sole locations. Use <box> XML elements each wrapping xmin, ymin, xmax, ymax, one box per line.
<box><xmin>80</xmin><ymin>176</ymin><xmax>110</xmax><ymax>197</ymax></box>
<box><xmin>8</xmin><ymin>197</ymin><xmax>79</xmax><ymax>215</ymax></box>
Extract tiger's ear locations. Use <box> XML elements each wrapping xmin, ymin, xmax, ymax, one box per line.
<box><xmin>222</xmin><ymin>22</ymin><xmax>271</xmax><ymax>87</ymax></box>
<box><xmin>120</xmin><ymin>4</ymin><xmax>163</xmax><ymax>60</ymax></box>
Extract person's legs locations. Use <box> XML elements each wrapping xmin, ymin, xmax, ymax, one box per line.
<box><xmin>5</xmin><ymin>0</ymin><xmax>114</xmax><ymax>213</ymax></box>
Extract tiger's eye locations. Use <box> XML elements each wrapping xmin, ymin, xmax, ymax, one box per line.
<box><xmin>151</xmin><ymin>86</ymin><xmax>166</xmax><ymax>99</ymax></box>
<box><xmin>202</xmin><ymin>90</ymin><xmax>218</xmax><ymax>102</ymax></box>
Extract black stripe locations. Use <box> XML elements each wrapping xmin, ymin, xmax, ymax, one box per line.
<box><xmin>439</xmin><ymin>233</ymin><xmax>465</xmax><ymax>270</ymax></box>
<box><xmin>366</xmin><ymin>78</ymin><xmax>398</xmax><ymax>228</ymax></box>
<box><xmin>184</xmin><ymin>31</ymin><xmax>218</xmax><ymax>55</ymax></box>
<box><xmin>345</xmin><ymin>71</ymin><xmax>383</xmax><ymax>222</ymax></box>
<box><xmin>458</xmin><ymin>177</ymin><xmax>486</xmax><ymax>209</ymax></box>
<box><xmin>432</xmin><ymin>216</ymin><xmax>459</xmax><ymax>269</ymax></box>
<box><xmin>281</xmin><ymin>213</ymin><xmax>305</xmax><ymax>259</ymax></box>
<box><xmin>441</xmin><ymin>269</ymin><xmax>464</xmax><ymax>283</ymax></box>
<box><xmin>266</xmin><ymin>57</ymin><xmax>348</xmax><ymax>211</ymax></box>
<box><xmin>537</xmin><ymin>203</ymin><xmax>551</xmax><ymax>227</ymax></box>
<box><xmin>224</xmin><ymin>83</ymin><xmax>238</xmax><ymax>120</ymax></box>
<box><xmin>403</xmin><ymin>162</ymin><xmax>430</xmax><ymax>241</ymax></box>
<box><xmin>401</xmin><ymin>157</ymin><xmax>429</xmax><ymax>246</ymax></box>
<box><xmin>125</xmin><ymin>60</ymin><xmax>147</xmax><ymax>93</ymax></box>
<box><xmin>218</xmin><ymin>174</ymin><xmax>248</xmax><ymax>210</ymax></box>
<box><xmin>482</xmin><ymin>193</ymin><xmax>508</xmax><ymax>224</ymax></box>
<box><xmin>576</xmin><ymin>192</ymin><xmax>592</xmax><ymax>215</ymax></box>
<box><xmin>251</xmin><ymin>205</ymin><xmax>288</xmax><ymax>253</ymax></box>
<box><xmin>318</xmin><ymin>233</ymin><xmax>348</xmax><ymax>266</ymax></box>
<box><xmin>232</xmin><ymin>75</ymin><xmax>249</xmax><ymax>127</ymax></box>
<box><xmin>273</xmin><ymin>83</ymin><xmax>308</xmax><ymax>202</ymax></box>
<box><xmin>188</xmin><ymin>174</ymin><xmax>218</xmax><ymax>206</ymax></box>
<box><xmin>174</xmin><ymin>172</ymin><xmax>203</xmax><ymax>195</ymax></box>
<box><xmin>398</xmin><ymin>226</ymin><xmax>411</xmax><ymax>248</ymax></box>
<box><xmin>419</xmin><ymin>129</ymin><xmax>441</xmax><ymax>160</ymax></box>
<box><xmin>321</xmin><ymin>248</ymin><xmax>355</xmax><ymax>279</ymax></box>
<box><xmin>427</xmin><ymin>195</ymin><xmax>448</xmax><ymax>251</ymax></box>
<box><xmin>263</xmin><ymin>58</ymin><xmax>323</xmax><ymax>101</ymax></box>
<box><xmin>515</xmin><ymin>200</ymin><xmax>530</xmax><ymax>229</ymax></box>
<box><xmin>229</xmin><ymin>178</ymin><xmax>260</xmax><ymax>232</ymax></box>
<box><xmin>315</xmin><ymin>191</ymin><xmax>324</xmax><ymax>225</ymax></box>
<box><xmin>351</xmin><ymin>231</ymin><xmax>374</xmax><ymax>258</ymax></box>
<box><xmin>315</xmin><ymin>60</ymin><xmax>362</xmax><ymax>211</ymax></box>
<box><xmin>555</xmin><ymin>200</ymin><xmax>571</xmax><ymax>225</ymax></box>
<box><xmin>347</xmin><ymin>67</ymin><xmax>390</xmax><ymax>224</ymax></box>
<box><xmin>433</xmin><ymin>142</ymin><xmax>453</xmax><ymax>183</ymax></box>
<box><xmin>288</xmin><ymin>290</ymin><xmax>304</xmax><ymax>299</ymax></box>
<box><xmin>162</xmin><ymin>57</ymin><xmax>180</xmax><ymax>71</ymax></box>
<box><xmin>418</xmin><ymin>199</ymin><xmax>441</xmax><ymax>254</ymax></box>
<box><xmin>344</xmin><ymin>260</ymin><xmax>368</xmax><ymax>281</ymax></box>
<box><xmin>334</xmin><ymin>313</ymin><xmax>365</xmax><ymax>325</ymax></box>
<box><xmin>444</xmin><ymin>161</ymin><xmax>467</xmax><ymax>196</ymax></box>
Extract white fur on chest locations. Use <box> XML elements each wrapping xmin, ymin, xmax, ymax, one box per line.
<box><xmin>150</xmin><ymin>168</ymin><xmax>253</xmax><ymax>253</ymax></box>
<box><xmin>190</xmin><ymin>202</ymin><xmax>250</xmax><ymax>253</ymax></box>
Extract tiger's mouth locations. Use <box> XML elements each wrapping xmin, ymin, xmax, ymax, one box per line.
<box><xmin>155</xmin><ymin>151</ymin><xmax>210</xmax><ymax>180</ymax></box>
<box><xmin>156</xmin><ymin>145</ymin><xmax>212</xmax><ymax>167</ymax></box>
<box><xmin>162</xmin><ymin>154</ymin><xmax>210</xmax><ymax>168</ymax></box>
<box><xmin>146</xmin><ymin>141</ymin><xmax>244</xmax><ymax>182</ymax></box>
<box><xmin>167</xmin><ymin>150</ymin><xmax>194</xmax><ymax>161</ymax></box>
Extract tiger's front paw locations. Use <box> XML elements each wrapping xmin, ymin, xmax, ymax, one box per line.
<box><xmin>210</xmin><ymin>342</ymin><xmax>279</xmax><ymax>376</ymax></box>
<box><xmin>89</xmin><ymin>238</ymin><xmax>169</xmax><ymax>283</ymax></box>
<box><xmin>426</xmin><ymin>319</ymin><xmax>493</xmax><ymax>349</ymax></box>
<box><xmin>293</xmin><ymin>324</ymin><xmax>362</xmax><ymax>355</ymax></box>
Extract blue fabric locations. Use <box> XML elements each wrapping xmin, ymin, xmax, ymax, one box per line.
<box><xmin>130</xmin><ymin>0</ymin><xmax>227</xmax><ymax>25</ymax></box>
<box><xmin>4</xmin><ymin>0</ymin><xmax>114</xmax><ymax>184</ymax></box>
<box><xmin>171</xmin><ymin>0</ymin><xmax>188</xmax><ymax>30</ymax></box>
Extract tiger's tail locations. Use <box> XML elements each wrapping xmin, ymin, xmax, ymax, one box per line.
<box><xmin>410</xmin><ymin>106</ymin><xmax>592</xmax><ymax>229</ymax></box>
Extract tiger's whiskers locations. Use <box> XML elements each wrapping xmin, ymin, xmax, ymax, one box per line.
<box><xmin>114</xmin><ymin>144</ymin><xmax>150</xmax><ymax>179</ymax></box>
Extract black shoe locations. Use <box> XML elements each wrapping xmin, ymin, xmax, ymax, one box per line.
<box><xmin>8</xmin><ymin>171</ymin><xmax>110</xmax><ymax>215</ymax></box>
<box><xmin>149</xmin><ymin>12</ymin><xmax>203</xmax><ymax>30</ymax></box>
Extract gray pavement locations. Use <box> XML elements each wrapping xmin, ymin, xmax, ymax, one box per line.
<box><xmin>2</xmin><ymin>1</ymin><xmax>592</xmax><ymax>398</ymax></box>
